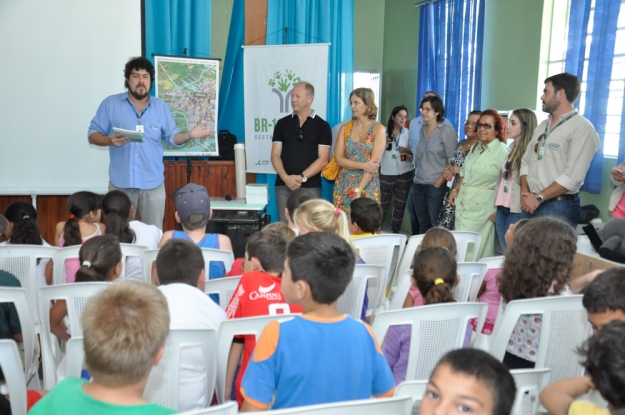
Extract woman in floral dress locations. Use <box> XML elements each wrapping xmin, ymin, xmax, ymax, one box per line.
<box><xmin>333</xmin><ymin>88</ymin><xmax>386</xmax><ymax>212</ymax></box>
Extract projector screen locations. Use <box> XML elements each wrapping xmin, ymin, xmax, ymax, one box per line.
<box><xmin>0</xmin><ymin>0</ymin><xmax>142</xmax><ymax>195</ymax></box>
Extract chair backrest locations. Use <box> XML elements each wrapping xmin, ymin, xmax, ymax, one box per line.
<box><xmin>489</xmin><ymin>295</ymin><xmax>591</xmax><ymax>384</ymax></box>
<box><xmin>0</xmin><ymin>245</ymin><xmax>57</xmax><ymax>328</ymax></box>
<box><xmin>453</xmin><ymin>262</ymin><xmax>487</xmax><ymax>302</ymax></box>
<box><xmin>478</xmin><ymin>255</ymin><xmax>504</xmax><ymax>271</ymax></box>
<box><xmin>510</xmin><ymin>368</ymin><xmax>551</xmax><ymax>415</ymax></box>
<box><xmin>143</xmin><ymin>329</ymin><xmax>218</xmax><ymax>411</ymax></box>
<box><xmin>204</xmin><ymin>276</ymin><xmax>242</xmax><ymax>309</ymax></box>
<box><xmin>352</xmin><ymin>234</ymin><xmax>407</xmax><ymax>300</ymax></box>
<box><xmin>215</xmin><ymin>314</ymin><xmax>296</xmax><ymax>404</ymax></box>
<box><xmin>52</xmin><ymin>245</ymin><xmax>82</xmax><ymax>285</ymax></box>
<box><xmin>259</xmin><ymin>396</ymin><xmax>413</xmax><ymax>415</ymax></box>
<box><xmin>177</xmin><ymin>402</ymin><xmax>238</xmax><ymax>415</ymax></box>
<box><xmin>388</xmin><ymin>269</ymin><xmax>413</xmax><ymax>311</ymax></box>
<box><xmin>0</xmin><ymin>288</ymin><xmax>37</xmax><ymax>386</ymax></box>
<box><xmin>201</xmin><ymin>248</ymin><xmax>235</xmax><ymax>279</ymax></box>
<box><xmin>390</xmin><ymin>235</ymin><xmax>423</xmax><ymax>290</ymax></box>
<box><xmin>337</xmin><ymin>269</ymin><xmax>374</xmax><ymax>320</ymax></box>
<box><xmin>450</xmin><ymin>231</ymin><xmax>481</xmax><ymax>262</ymax></box>
<box><xmin>372</xmin><ymin>303</ymin><xmax>488</xmax><ymax>381</ymax></box>
<box><xmin>142</xmin><ymin>249</ymin><xmax>159</xmax><ymax>283</ymax></box>
<box><xmin>0</xmin><ymin>340</ymin><xmax>27</xmax><ymax>415</ymax></box>
<box><xmin>394</xmin><ymin>380</ymin><xmax>427</xmax><ymax>415</ymax></box>
<box><xmin>37</xmin><ymin>282</ymin><xmax>110</xmax><ymax>389</ymax></box>
<box><xmin>352</xmin><ymin>264</ymin><xmax>386</xmax><ymax>315</ymax></box>
<box><xmin>118</xmin><ymin>243</ymin><xmax>149</xmax><ymax>281</ymax></box>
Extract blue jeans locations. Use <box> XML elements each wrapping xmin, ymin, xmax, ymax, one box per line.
<box><xmin>412</xmin><ymin>183</ymin><xmax>448</xmax><ymax>234</ymax></box>
<box><xmin>520</xmin><ymin>196</ymin><xmax>581</xmax><ymax>228</ymax></box>
<box><xmin>496</xmin><ymin>206</ymin><xmax>522</xmax><ymax>253</ymax></box>
<box><xmin>406</xmin><ymin>187</ymin><xmax>420</xmax><ymax>235</ymax></box>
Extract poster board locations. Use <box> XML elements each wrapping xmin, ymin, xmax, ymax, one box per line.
<box><xmin>154</xmin><ymin>55</ymin><xmax>220</xmax><ymax>156</ymax></box>
<box><xmin>243</xmin><ymin>44</ymin><xmax>329</xmax><ymax>174</ymax></box>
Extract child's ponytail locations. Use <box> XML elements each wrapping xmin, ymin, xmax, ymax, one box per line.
<box><xmin>75</xmin><ymin>235</ymin><xmax>122</xmax><ymax>282</ymax></box>
<box><xmin>4</xmin><ymin>201</ymin><xmax>43</xmax><ymax>245</ymax></box>
<box><xmin>63</xmin><ymin>191</ymin><xmax>102</xmax><ymax>247</ymax></box>
<box><xmin>412</xmin><ymin>247</ymin><xmax>457</xmax><ymax>305</ymax></box>
<box><xmin>102</xmin><ymin>190</ymin><xmax>135</xmax><ymax>244</ymax></box>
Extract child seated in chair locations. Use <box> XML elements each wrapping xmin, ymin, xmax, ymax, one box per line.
<box><xmin>155</xmin><ymin>238</ymin><xmax>227</xmax><ymax>412</ymax></box>
<box><xmin>158</xmin><ymin>183</ymin><xmax>232</xmax><ymax>283</ymax></box>
<box><xmin>240</xmin><ymin>232</ymin><xmax>395</xmax><ymax>411</ymax></box>
<box><xmin>420</xmin><ymin>348</ymin><xmax>516</xmax><ymax>415</ymax></box>
<box><xmin>348</xmin><ymin>197</ymin><xmax>383</xmax><ymax>238</ymax></box>
<box><xmin>225</xmin><ymin>230</ymin><xmax>302</xmax><ymax>407</ymax></box>
<box><xmin>540</xmin><ymin>320</ymin><xmax>625</xmax><ymax>415</ymax></box>
<box><xmin>30</xmin><ymin>281</ymin><xmax>175</xmax><ymax>414</ymax></box>
<box><xmin>284</xmin><ymin>188</ymin><xmax>316</xmax><ymax>235</ymax></box>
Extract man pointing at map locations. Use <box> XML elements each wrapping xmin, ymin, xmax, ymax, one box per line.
<box><xmin>88</xmin><ymin>56</ymin><xmax>213</xmax><ymax>229</ymax></box>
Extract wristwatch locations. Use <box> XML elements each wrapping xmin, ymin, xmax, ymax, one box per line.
<box><xmin>536</xmin><ymin>193</ymin><xmax>544</xmax><ymax>204</ymax></box>
<box><xmin>301</xmin><ymin>175</ymin><xmax>307</xmax><ymax>183</ymax></box>
<box><xmin>354</xmin><ymin>188</ymin><xmax>365</xmax><ymax>194</ymax></box>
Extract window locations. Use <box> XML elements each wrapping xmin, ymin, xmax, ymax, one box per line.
<box><xmin>546</xmin><ymin>0</ymin><xmax>625</xmax><ymax>157</ymax></box>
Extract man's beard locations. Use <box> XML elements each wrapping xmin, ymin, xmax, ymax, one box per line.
<box><xmin>130</xmin><ymin>85</ymin><xmax>150</xmax><ymax>100</ymax></box>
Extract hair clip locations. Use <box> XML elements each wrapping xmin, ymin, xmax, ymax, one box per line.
<box><xmin>82</xmin><ymin>261</ymin><xmax>92</xmax><ymax>268</ymax></box>
<box><xmin>434</xmin><ymin>278</ymin><xmax>444</xmax><ymax>286</ymax></box>
<box><xmin>22</xmin><ymin>215</ymin><xmax>30</xmax><ymax>219</ymax></box>
<box><xmin>69</xmin><ymin>214</ymin><xmax>76</xmax><ymax>219</ymax></box>
<box><xmin>334</xmin><ymin>208</ymin><xmax>340</xmax><ymax>217</ymax></box>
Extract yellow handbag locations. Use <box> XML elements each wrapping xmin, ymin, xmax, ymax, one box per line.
<box><xmin>322</xmin><ymin>121</ymin><xmax>352</xmax><ymax>181</ymax></box>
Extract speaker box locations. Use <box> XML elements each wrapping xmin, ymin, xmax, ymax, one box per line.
<box><xmin>206</xmin><ymin>212</ymin><xmax>269</xmax><ymax>258</ymax></box>
<box><xmin>214</xmin><ymin>130</ymin><xmax>236</xmax><ymax>160</ymax></box>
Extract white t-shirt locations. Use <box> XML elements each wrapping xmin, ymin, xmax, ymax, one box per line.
<box><xmin>158</xmin><ymin>283</ymin><xmax>226</xmax><ymax>412</ymax></box>
<box><xmin>124</xmin><ymin>220</ymin><xmax>162</xmax><ymax>281</ymax></box>
<box><xmin>0</xmin><ymin>238</ymin><xmax>52</xmax><ymax>288</ymax></box>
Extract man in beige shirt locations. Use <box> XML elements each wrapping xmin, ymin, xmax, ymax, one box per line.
<box><xmin>520</xmin><ymin>72</ymin><xmax>599</xmax><ymax>226</ymax></box>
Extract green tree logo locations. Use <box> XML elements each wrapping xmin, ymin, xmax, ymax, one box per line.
<box><xmin>268</xmin><ymin>70</ymin><xmax>301</xmax><ymax>113</ymax></box>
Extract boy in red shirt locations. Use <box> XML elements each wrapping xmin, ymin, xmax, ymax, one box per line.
<box><xmin>224</xmin><ymin>230</ymin><xmax>302</xmax><ymax>407</ymax></box>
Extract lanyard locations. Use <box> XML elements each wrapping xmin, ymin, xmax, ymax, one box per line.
<box><xmin>538</xmin><ymin>112</ymin><xmax>576</xmax><ymax>160</ymax></box>
<box><xmin>127</xmin><ymin>99</ymin><xmax>148</xmax><ymax>125</ymax></box>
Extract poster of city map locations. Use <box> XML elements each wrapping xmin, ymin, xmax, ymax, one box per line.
<box><xmin>154</xmin><ymin>55</ymin><xmax>219</xmax><ymax>156</ymax></box>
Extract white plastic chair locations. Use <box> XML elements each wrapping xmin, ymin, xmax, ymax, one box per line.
<box><xmin>510</xmin><ymin>368</ymin><xmax>551</xmax><ymax>415</ymax></box>
<box><xmin>178</xmin><ymin>402</ymin><xmax>238</xmax><ymax>415</ymax></box>
<box><xmin>453</xmin><ymin>262</ymin><xmax>487</xmax><ymax>302</ymax></box>
<box><xmin>0</xmin><ymin>245</ymin><xmax>57</xmax><ymax>330</ymax></box>
<box><xmin>37</xmin><ymin>282</ymin><xmax>110</xmax><ymax>389</ymax></box>
<box><xmin>215</xmin><ymin>314</ymin><xmax>296</xmax><ymax>404</ymax></box>
<box><xmin>201</xmin><ymin>248</ymin><xmax>235</xmax><ymax>279</ymax></box>
<box><xmin>390</xmin><ymin>235</ymin><xmax>423</xmax><ymax>290</ymax></box>
<box><xmin>337</xmin><ymin>270</ymin><xmax>374</xmax><ymax>320</ymax></box>
<box><xmin>372</xmin><ymin>303</ymin><xmax>488</xmax><ymax>381</ymax></box>
<box><xmin>352</xmin><ymin>264</ymin><xmax>386</xmax><ymax>315</ymax></box>
<box><xmin>142</xmin><ymin>249</ymin><xmax>159</xmax><ymax>283</ymax></box>
<box><xmin>204</xmin><ymin>276</ymin><xmax>242</xmax><ymax>309</ymax></box>
<box><xmin>52</xmin><ymin>245</ymin><xmax>82</xmax><ymax>285</ymax></box>
<box><xmin>487</xmin><ymin>295</ymin><xmax>591</xmax><ymax>384</ymax></box>
<box><xmin>261</xmin><ymin>396</ymin><xmax>412</xmax><ymax>415</ymax></box>
<box><xmin>388</xmin><ymin>270</ymin><xmax>413</xmax><ymax>311</ymax></box>
<box><xmin>479</xmin><ymin>255</ymin><xmax>504</xmax><ymax>271</ymax></box>
<box><xmin>450</xmin><ymin>231</ymin><xmax>481</xmax><ymax>262</ymax></box>
<box><xmin>0</xmin><ymin>288</ymin><xmax>37</xmax><ymax>387</ymax></box>
<box><xmin>0</xmin><ymin>340</ymin><xmax>27</xmax><ymax>415</ymax></box>
<box><xmin>118</xmin><ymin>243</ymin><xmax>149</xmax><ymax>281</ymax></box>
<box><xmin>394</xmin><ymin>380</ymin><xmax>427</xmax><ymax>415</ymax></box>
<box><xmin>353</xmin><ymin>234</ymin><xmax>407</xmax><ymax>303</ymax></box>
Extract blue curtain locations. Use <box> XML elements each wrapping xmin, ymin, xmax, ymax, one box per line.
<box><xmin>416</xmin><ymin>0</ymin><xmax>485</xmax><ymax>134</ymax></box>
<box><xmin>145</xmin><ymin>0</ymin><xmax>212</xmax><ymax>65</ymax></box>
<box><xmin>565</xmin><ymin>0</ymin><xmax>619</xmax><ymax>194</ymax></box>
<box><xmin>258</xmin><ymin>0</ymin><xmax>355</xmax><ymax>222</ymax></box>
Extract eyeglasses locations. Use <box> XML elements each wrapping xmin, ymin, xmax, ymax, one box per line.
<box><xmin>297</xmin><ymin>128</ymin><xmax>303</xmax><ymax>140</ymax></box>
<box><xmin>534</xmin><ymin>134</ymin><xmax>545</xmax><ymax>153</ymax></box>
<box><xmin>420</xmin><ymin>107</ymin><xmax>434</xmax><ymax>113</ymax></box>
<box><xmin>476</xmin><ymin>123</ymin><xmax>495</xmax><ymax>130</ymax></box>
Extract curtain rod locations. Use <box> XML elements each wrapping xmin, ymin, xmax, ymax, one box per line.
<box><xmin>415</xmin><ymin>0</ymin><xmax>440</xmax><ymax>6</ymax></box>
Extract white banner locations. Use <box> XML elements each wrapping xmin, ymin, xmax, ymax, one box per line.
<box><xmin>243</xmin><ymin>44</ymin><xmax>329</xmax><ymax>174</ymax></box>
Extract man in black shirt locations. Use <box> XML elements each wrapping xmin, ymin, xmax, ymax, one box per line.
<box><xmin>271</xmin><ymin>81</ymin><xmax>332</xmax><ymax>223</ymax></box>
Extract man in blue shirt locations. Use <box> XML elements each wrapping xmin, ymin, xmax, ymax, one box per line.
<box><xmin>88</xmin><ymin>57</ymin><xmax>213</xmax><ymax>229</ymax></box>
<box><xmin>406</xmin><ymin>91</ymin><xmax>455</xmax><ymax>235</ymax></box>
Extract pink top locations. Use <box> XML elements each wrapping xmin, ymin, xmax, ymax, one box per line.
<box><xmin>58</xmin><ymin>223</ymin><xmax>102</xmax><ymax>283</ymax></box>
<box><xmin>408</xmin><ymin>285</ymin><xmax>423</xmax><ymax>307</ymax></box>
<box><xmin>613</xmin><ymin>191</ymin><xmax>625</xmax><ymax>219</ymax></box>
<box><xmin>470</xmin><ymin>268</ymin><xmax>501</xmax><ymax>334</ymax></box>
<box><xmin>494</xmin><ymin>157</ymin><xmax>513</xmax><ymax>208</ymax></box>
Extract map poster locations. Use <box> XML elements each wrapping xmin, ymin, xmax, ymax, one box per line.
<box><xmin>154</xmin><ymin>55</ymin><xmax>220</xmax><ymax>156</ymax></box>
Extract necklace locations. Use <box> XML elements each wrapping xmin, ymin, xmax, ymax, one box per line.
<box><xmin>356</xmin><ymin>119</ymin><xmax>372</xmax><ymax>138</ymax></box>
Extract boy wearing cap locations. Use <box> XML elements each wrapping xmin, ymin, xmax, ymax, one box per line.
<box><xmin>159</xmin><ymin>183</ymin><xmax>233</xmax><ymax>284</ymax></box>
